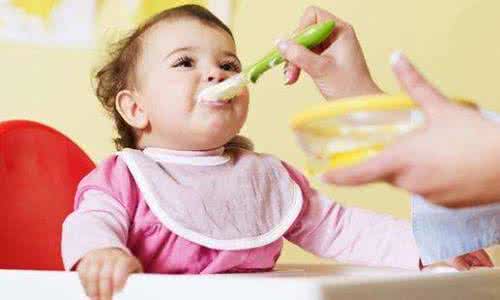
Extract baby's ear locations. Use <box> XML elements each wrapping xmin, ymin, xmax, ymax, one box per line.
<box><xmin>115</xmin><ymin>90</ymin><xmax>148</xmax><ymax>129</ymax></box>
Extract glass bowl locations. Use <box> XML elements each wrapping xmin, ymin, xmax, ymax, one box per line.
<box><xmin>291</xmin><ymin>94</ymin><xmax>474</xmax><ymax>176</ymax></box>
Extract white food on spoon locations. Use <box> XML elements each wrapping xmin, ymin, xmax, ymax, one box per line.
<box><xmin>197</xmin><ymin>73</ymin><xmax>249</xmax><ymax>103</ymax></box>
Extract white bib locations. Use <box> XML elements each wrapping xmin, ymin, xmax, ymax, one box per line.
<box><xmin>118</xmin><ymin>148</ymin><xmax>303</xmax><ymax>250</ymax></box>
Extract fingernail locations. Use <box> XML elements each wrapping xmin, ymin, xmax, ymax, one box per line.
<box><xmin>277</xmin><ymin>40</ymin><xmax>291</xmax><ymax>52</ymax></box>
<box><xmin>284</xmin><ymin>69</ymin><xmax>291</xmax><ymax>85</ymax></box>
<box><xmin>390</xmin><ymin>50</ymin><xmax>405</xmax><ymax>66</ymax></box>
<box><xmin>274</xmin><ymin>34</ymin><xmax>289</xmax><ymax>46</ymax></box>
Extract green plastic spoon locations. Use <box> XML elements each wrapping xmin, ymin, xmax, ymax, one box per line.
<box><xmin>198</xmin><ymin>20</ymin><xmax>336</xmax><ymax>102</ymax></box>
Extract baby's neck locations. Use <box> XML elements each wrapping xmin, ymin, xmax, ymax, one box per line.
<box><xmin>143</xmin><ymin>146</ymin><xmax>225</xmax><ymax>157</ymax></box>
<box><xmin>137</xmin><ymin>135</ymin><xmax>227</xmax><ymax>155</ymax></box>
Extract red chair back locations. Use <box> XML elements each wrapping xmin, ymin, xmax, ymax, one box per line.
<box><xmin>0</xmin><ymin>120</ymin><xmax>95</xmax><ymax>270</ymax></box>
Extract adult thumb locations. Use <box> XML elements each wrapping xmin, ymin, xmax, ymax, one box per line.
<box><xmin>277</xmin><ymin>40</ymin><xmax>334</xmax><ymax>79</ymax></box>
<box><xmin>391</xmin><ymin>51</ymin><xmax>449</xmax><ymax>118</ymax></box>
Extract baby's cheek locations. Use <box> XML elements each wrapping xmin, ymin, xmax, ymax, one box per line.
<box><xmin>239</xmin><ymin>87</ymin><xmax>250</xmax><ymax>102</ymax></box>
<box><xmin>236</xmin><ymin>95</ymin><xmax>250</xmax><ymax>120</ymax></box>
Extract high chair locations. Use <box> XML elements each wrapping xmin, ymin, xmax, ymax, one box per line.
<box><xmin>0</xmin><ymin>120</ymin><xmax>95</xmax><ymax>270</ymax></box>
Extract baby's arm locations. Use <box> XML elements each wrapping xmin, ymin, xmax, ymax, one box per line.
<box><xmin>283</xmin><ymin>163</ymin><xmax>421</xmax><ymax>269</ymax></box>
<box><xmin>62</xmin><ymin>190</ymin><xmax>142</xmax><ymax>299</ymax></box>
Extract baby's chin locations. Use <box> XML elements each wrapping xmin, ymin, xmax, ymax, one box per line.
<box><xmin>194</xmin><ymin>121</ymin><xmax>242</xmax><ymax>145</ymax></box>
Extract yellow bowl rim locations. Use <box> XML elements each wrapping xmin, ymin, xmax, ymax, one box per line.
<box><xmin>290</xmin><ymin>94</ymin><xmax>417</xmax><ymax>129</ymax></box>
<box><xmin>291</xmin><ymin>93</ymin><xmax>476</xmax><ymax>129</ymax></box>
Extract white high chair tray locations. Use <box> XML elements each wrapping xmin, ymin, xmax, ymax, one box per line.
<box><xmin>1</xmin><ymin>264</ymin><xmax>498</xmax><ymax>299</ymax></box>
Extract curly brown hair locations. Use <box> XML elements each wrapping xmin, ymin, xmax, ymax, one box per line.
<box><xmin>95</xmin><ymin>4</ymin><xmax>253</xmax><ymax>151</ymax></box>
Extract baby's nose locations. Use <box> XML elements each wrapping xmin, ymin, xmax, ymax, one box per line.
<box><xmin>206</xmin><ymin>69</ymin><xmax>228</xmax><ymax>83</ymax></box>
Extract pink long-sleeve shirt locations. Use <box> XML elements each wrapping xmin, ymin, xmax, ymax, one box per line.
<box><xmin>62</xmin><ymin>147</ymin><xmax>420</xmax><ymax>273</ymax></box>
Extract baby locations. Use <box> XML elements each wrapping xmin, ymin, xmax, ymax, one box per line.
<box><xmin>61</xmin><ymin>5</ymin><xmax>491</xmax><ymax>300</ymax></box>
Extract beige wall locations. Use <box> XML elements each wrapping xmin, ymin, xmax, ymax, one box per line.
<box><xmin>1</xmin><ymin>0</ymin><xmax>499</xmax><ymax>264</ymax></box>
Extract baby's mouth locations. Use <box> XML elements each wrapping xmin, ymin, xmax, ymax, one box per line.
<box><xmin>198</xmin><ymin>98</ymin><xmax>234</xmax><ymax>107</ymax></box>
<box><xmin>196</xmin><ymin>89</ymin><xmax>236</xmax><ymax>106</ymax></box>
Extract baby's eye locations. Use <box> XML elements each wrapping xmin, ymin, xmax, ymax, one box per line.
<box><xmin>220</xmin><ymin>59</ymin><xmax>241</xmax><ymax>72</ymax></box>
<box><xmin>172</xmin><ymin>56</ymin><xmax>194</xmax><ymax>68</ymax></box>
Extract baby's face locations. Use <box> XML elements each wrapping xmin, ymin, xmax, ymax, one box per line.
<box><xmin>135</xmin><ymin>18</ymin><xmax>249</xmax><ymax>150</ymax></box>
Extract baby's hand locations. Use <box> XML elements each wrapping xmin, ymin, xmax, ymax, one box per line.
<box><xmin>445</xmin><ymin>249</ymin><xmax>494</xmax><ymax>270</ymax></box>
<box><xmin>423</xmin><ymin>249</ymin><xmax>494</xmax><ymax>272</ymax></box>
<box><xmin>77</xmin><ymin>248</ymin><xmax>143</xmax><ymax>300</ymax></box>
